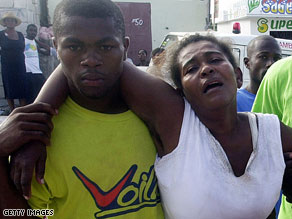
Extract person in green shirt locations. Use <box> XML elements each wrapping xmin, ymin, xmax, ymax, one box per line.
<box><xmin>252</xmin><ymin>55</ymin><xmax>292</xmax><ymax>219</ymax></box>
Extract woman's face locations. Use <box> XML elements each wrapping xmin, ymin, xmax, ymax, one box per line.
<box><xmin>178</xmin><ymin>40</ymin><xmax>240</xmax><ymax>112</ymax></box>
<box><xmin>4</xmin><ymin>18</ymin><xmax>17</xmax><ymax>28</ymax></box>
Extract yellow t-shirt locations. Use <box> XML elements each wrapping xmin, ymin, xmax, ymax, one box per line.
<box><xmin>28</xmin><ymin>97</ymin><xmax>164</xmax><ymax>218</ymax></box>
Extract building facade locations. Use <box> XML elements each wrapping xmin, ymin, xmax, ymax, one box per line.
<box><xmin>0</xmin><ymin>0</ymin><xmax>41</xmax><ymax>100</ymax></box>
<box><xmin>48</xmin><ymin>0</ymin><xmax>210</xmax><ymax>63</ymax></box>
<box><xmin>213</xmin><ymin>0</ymin><xmax>292</xmax><ymax>40</ymax></box>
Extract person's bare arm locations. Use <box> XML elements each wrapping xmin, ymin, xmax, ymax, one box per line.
<box><xmin>121</xmin><ymin>62</ymin><xmax>184</xmax><ymax>156</ymax></box>
<box><xmin>10</xmin><ymin>65</ymin><xmax>69</xmax><ymax>199</ymax></box>
<box><xmin>0</xmin><ymin>158</ymin><xmax>33</xmax><ymax>218</ymax></box>
<box><xmin>35</xmin><ymin>64</ymin><xmax>69</xmax><ymax>107</ymax></box>
<box><xmin>35</xmin><ymin>39</ymin><xmax>50</xmax><ymax>55</ymax></box>
<box><xmin>0</xmin><ymin>103</ymin><xmax>56</xmax><ymax>217</ymax></box>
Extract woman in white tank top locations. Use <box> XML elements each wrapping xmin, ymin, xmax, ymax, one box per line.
<box><xmin>27</xmin><ymin>34</ymin><xmax>292</xmax><ymax>218</ymax></box>
<box><xmin>119</xmin><ymin>34</ymin><xmax>292</xmax><ymax>219</ymax></box>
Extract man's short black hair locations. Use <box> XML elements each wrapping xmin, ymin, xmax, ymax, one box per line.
<box><xmin>26</xmin><ymin>24</ymin><xmax>37</xmax><ymax>30</ymax></box>
<box><xmin>247</xmin><ymin>35</ymin><xmax>279</xmax><ymax>57</ymax></box>
<box><xmin>151</xmin><ymin>47</ymin><xmax>164</xmax><ymax>58</ymax></box>
<box><xmin>168</xmin><ymin>34</ymin><xmax>237</xmax><ymax>89</ymax></box>
<box><xmin>53</xmin><ymin>0</ymin><xmax>125</xmax><ymax>38</ymax></box>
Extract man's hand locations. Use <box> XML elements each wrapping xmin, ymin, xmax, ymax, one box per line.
<box><xmin>0</xmin><ymin>103</ymin><xmax>57</xmax><ymax>157</ymax></box>
<box><xmin>10</xmin><ymin>142</ymin><xmax>47</xmax><ymax>200</ymax></box>
<box><xmin>282</xmin><ymin>152</ymin><xmax>292</xmax><ymax>203</ymax></box>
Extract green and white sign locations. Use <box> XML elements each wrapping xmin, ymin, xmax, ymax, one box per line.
<box><xmin>257</xmin><ymin>17</ymin><xmax>292</xmax><ymax>33</ymax></box>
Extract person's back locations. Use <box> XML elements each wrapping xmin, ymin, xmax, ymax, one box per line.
<box><xmin>237</xmin><ymin>35</ymin><xmax>281</xmax><ymax>112</ymax></box>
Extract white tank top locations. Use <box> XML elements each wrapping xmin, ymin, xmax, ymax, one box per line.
<box><xmin>155</xmin><ymin>100</ymin><xmax>285</xmax><ymax>219</ymax></box>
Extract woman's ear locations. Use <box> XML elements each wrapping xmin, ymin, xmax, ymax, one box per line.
<box><xmin>235</xmin><ymin>67</ymin><xmax>243</xmax><ymax>89</ymax></box>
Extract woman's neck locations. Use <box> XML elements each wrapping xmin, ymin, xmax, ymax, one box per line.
<box><xmin>193</xmin><ymin>102</ymin><xmax>239</xmax><ymax>136</ymax></box>
<box><xmin>5</xmin><ymin>27</ymin><xmax>16</xmax><ymax>32</ymax></box>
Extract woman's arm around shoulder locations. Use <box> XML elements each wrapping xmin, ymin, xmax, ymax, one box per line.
<box><xmin>34</xmin><ymin>64</ymin><xmax>68</xmax><ymax>109</ymax></box>
<box><xmin>121</xmin><ymin>62</ymin><xmax>184</xmax><ymax>156</ymax></box>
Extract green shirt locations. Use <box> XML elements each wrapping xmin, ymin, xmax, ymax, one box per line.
<box><xmin>252</xmin><ymin>56</ymin><xmax>292</xmax><ymax>219</ymax></box>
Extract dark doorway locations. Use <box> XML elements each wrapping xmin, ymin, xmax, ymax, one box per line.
<box><xmin>115</xmin><ymin>2</ymin><xmax>152</xmax><ymax>65</ymax></box>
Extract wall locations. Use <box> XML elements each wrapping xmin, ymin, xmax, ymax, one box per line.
<box><xmin>0</xmin><ymin>0</ymin><xmax>40</xmax><ymax>33</ymax></box>
<box><xmin>48</xmin><ymin>0</ymin><xmax>209</xmax><ymax>49</ymax></box>
<box><xmin>217</xmin><ymin>19</ymin><xmax>253</xmax><ymax>35</ymax></box>
<box><xmin>0</xmin><ymin>0</ymin><xmax>41</xmax><ymax>99</ymax></box>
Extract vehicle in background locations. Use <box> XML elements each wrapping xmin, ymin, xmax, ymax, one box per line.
<box><xmin>159</xmin><ymin>31</ymin><xmax>292</xmax><ymax>88</ymax></box>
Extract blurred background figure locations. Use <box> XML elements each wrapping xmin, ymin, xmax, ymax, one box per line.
<box><xmin>237</xmin><ymin>35</ymin><xmax>282</xmax><ymax>112</ymax></box>
<box><xmin>147</xmin><ymin>47</ymin><xmax>165</xmax><ymax>78</ymax></box>
<box><xmin>0</xmin><ymin>12</ymin><xmax>27</xmax><ymax>112</ymax></box>
<box><xmin>38</xmin><ymin>24</ymin><xmax>59</xmax><ymax>79</ymax></box>
<box><xmin>136</xmin><ymin>49</ymin><xmax>149</xmax><ymax>66</ymax></box>
<box><xmin>150</xmin><ymin>47</ymin><xmax>165</xmax><ymax>66</ymax></box>
<box><xmin>24</xmin><ymin>24</ymin><xmax>50</xmax><ymax>103</ymax></box>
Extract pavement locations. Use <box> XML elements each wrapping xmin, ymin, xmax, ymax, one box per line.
<box><xmin>0</xmin><ymin>116</ymin><xmax>7</xmax><ymax>124</ymax></box>
<box><xmin>0</xmin><ymin>98</ymin><xmax>8</xmax><ymax>124</ymax></box>
<box><xmin>0</xmin><ymin>97</ymin><xmax>19</xmax><ymax>116</ymax></box>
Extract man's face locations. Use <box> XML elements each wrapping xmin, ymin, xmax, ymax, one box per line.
<box><xmin>245</xmin><ymin>39</ymin><xmax>282</xmax><ymax>86</ymax></box>
<box><xmin>54</xmin><ymin>16</ymin><xmax>128</xmax><ymax>104</ymax></box>
<box><xmin>138</xmin><ymin>50</ymin><xmax>147</xmax><ymax>61</ymax></box>
<box><xmin>26</xmin><ymin>25</ymin><xmax>37</xmax><ymax>40</ymax></box>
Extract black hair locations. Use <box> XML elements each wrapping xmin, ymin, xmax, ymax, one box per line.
<box><xmin>247</xmin><ymin>35</ymin><xmax>279</xmax><ymax>57</ymax></box>
<box><xmin>53</xmin><ymin>0</ymin><xmax>125</xmax><ymax>38</ymax></box>
<box><xmin>26</xmin><ymin>24</ymin><xmax>37</xmax><ymax>30</ymax></box>
<box><xmin>138</xmin><ymin>49</ymin><xmax>147</xmax><ymax>56</ymax></box>
<box><xmin>168</xmin><ymin>34</ymin><xmax>237</xmax><ymax>89</ymax></box>
<box><xmin>151</xmin><ymin>47</ymin><xmax>165</xmax><ymax>57</ymax></box>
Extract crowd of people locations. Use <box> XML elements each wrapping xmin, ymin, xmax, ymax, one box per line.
<box><xmin>1</xmin><ymin>0</ymin><xmax>292</xmax><ymax>218</ymax></box>
<box><xmin>0</xmin><ymin>12</ymin><xmax>58</xmax><ymax>114</ymax></box>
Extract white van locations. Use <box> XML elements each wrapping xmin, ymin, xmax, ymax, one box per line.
<box><xmin>159</xmin><ymin>32</ymin><xmax>292</xmax><ymax>87</ymax></box>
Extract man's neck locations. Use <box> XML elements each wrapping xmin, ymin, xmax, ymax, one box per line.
<box><xmin>69</xmin><ymin>89</ymin><xmax>128</xmax><ymax>114</ymax></box>
<box><xmin>26</xmin><ymin>36</ymin><xmax>35</xmax><ymax>40</ymax></box>
<box><xmin>245</xmin><ymin>83</ymin><xmax>259</xmax><ymax>95</ymax></box>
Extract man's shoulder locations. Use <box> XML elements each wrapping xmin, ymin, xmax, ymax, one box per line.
<box><xmin>237</xmin><ymin>88</ymin><xmax>254</xmax><ymax>98</ymax></box>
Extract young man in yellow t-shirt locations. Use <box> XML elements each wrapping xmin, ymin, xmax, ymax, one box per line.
<box><xmin>0</xmin><ymin>0</ymin><xmax>164</xmax><ymax>218</ymax></box>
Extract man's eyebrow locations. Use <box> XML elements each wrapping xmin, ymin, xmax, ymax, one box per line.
<box><xmin>97</xmin><ymin>36</ymin><xmax>119</xmax><ymax>44</ymax></box>
<box><xmin>62</xmin><ymin>37</ymin><xmax>82</xmax><ymax>44</ymax></box>
<box><xmin>61</xmin><ymin>36</ymin><xmax>118</xmax><ymax>44</ymax></box>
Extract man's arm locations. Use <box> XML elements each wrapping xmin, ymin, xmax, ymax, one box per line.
<box><xmin>121</xmin><ymin>62</ymin><xmax>184</xmax><ymax>156</ymax></box>
<box><xmin>35</xmin><ymin>39</ymin><xmax>50</xmax><ymax>56</ymax></box>
<box><xmin>0</xmin><ymin>103</ymin><xmax>56</xmax><ymax>217</ymax></box>
<box><xmin>10</xmin><ymin>65</ymin><xmax>68</xmax><ymax>198</ymax></box>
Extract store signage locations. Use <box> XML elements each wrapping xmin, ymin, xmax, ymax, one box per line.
<box><xmin>257</xmin><ymin>17</ymin><xmax>292</xmax><ymax>33</ymax></box>
<box><xmin>248</xmin><ymin>0</ymin><xmax>260</xmax><ymax>13</ymax></box>
<box><xmin>249</xmin><ymin>0</ymin><xmax>292</xmax><ymax>15</ymax></box>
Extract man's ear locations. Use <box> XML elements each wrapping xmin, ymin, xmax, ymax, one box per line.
<box><xmin>235</xmin><ymin>67</ymin><xmax>243</xmax><ymax>89</ymax></box>
<box><xmin>52</xmin><ymin>37</ymin><xmax>59</xmax><ymax>60</ymax></box>
<box><xmin>244</xmin><ymin>57</ymin><xmax>250</xmax><ymax>69</ymax></box>
<box><xmin>123</xmin><ymin>37</ymin><xmax>130</xmax><ymax>61</ymax></box>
